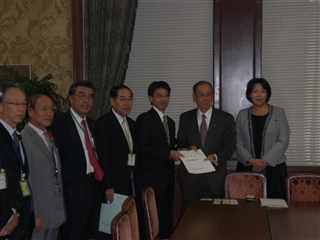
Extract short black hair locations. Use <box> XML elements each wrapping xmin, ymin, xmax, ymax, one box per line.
<box><xmin>0</xmin><ymin>82</ymin><xmax>26</xmax><ymax>103</ymax></box>
<box><xmin>68</xmin><ymin>81</ymin><xmax>96</xmax><ymax>96</ymax></box>
<box><xmin>148</xmin><ymin>81</ymin><xmax>171</xmax><ymax>96</ymax></box>
<box><xmin>28</xmin><ymin>93</ymin><xmax>52</xmax><ymax>109</ymax></box>
<box><xmin>192</xmin><ymin>81</ymin><xmax>213</xmax><ymax>94</ymax></box>
<box><xmin>246</xmin><ymin>78</ymin><xmax>272</xmax><ymax>103</ymax></box>
<box><xmin>109</xmin><ymin>85</ymin><xmax>133</xmax><ymax>99</ymax></box>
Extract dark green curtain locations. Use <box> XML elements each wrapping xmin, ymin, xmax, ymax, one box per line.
<box><xmin>84</xmin><ymin>0</ymin><xmax>137</xmax><ymax>119</ymax></box>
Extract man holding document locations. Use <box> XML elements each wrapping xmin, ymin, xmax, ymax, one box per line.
<box><xmin>177</xmin><ymin>81</ymin><xmax>236</xmax><ymax>211</ymax></box>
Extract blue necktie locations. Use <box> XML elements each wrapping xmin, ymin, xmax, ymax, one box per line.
<box><xmin>12</xmin><ymin>131</ymin><xmax>22</xmax><ymax>159</ymax></box>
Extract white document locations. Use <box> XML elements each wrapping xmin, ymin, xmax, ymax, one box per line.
<box><xmin>260</xmin><ymin>198</ymin><xmax>288</xmax><ymax>208</ymax></box>
<box><xmin>99</xmin><ymin>193</ymin><xmax>128</xmax><ymax>234</ymax></box>
<box><xmin>179</xmin><ymin>149</ymin><xmax>215</xmax><ymax>174</ymax></box>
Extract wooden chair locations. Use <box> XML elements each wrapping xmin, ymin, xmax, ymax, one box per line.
<box><xmin>122</xmin><ymin>196</ymin><xmax>139</xmax><ymax>239</ymax></box>
<box><xmin>111</xmin><ymin>210</ymin><xmax>132</xmax><ymax>240</ymax></box>
<box><xmin>141</xmin><ymin>186</ymin><xmax>159</xmax><ymax>240</ymax></box>
<box><xmin>225</xmin><ymin>172</ymin><xmax>267</xmax><ymax>199</ymax></box>
<box><xmin>287</xmin><ymin>175</ymin><xmax>320</xmax><ymax>202</ymax></box>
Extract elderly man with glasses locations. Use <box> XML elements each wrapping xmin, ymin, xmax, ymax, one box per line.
<box><xmin>177</xmin><ymin>81</ymin><xmax>236</xmax><ymax>211</ymax></box>
<box><xmin>51</xmin><ymin>81</ymin><xmax>108</xmax><ymax>240</ymax></box>
<box><xmin>0</xmin><ymin>83</ymin><xmax>33</xmax><ymax>239</ymax></box>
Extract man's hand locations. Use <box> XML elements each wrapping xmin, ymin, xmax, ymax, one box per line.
<box><xmin>33</xmin><ymin>216</ymin><xmax>42</xmax><ymax>232</ymax></box>
<box><xmin>170</xmin><ymin>150</ymin><xmax>184</xmax><ymax>162</ymax></box>
<box><xmin>106</xmin><ymin>188</ymin><xmax>114</xmax><ymax>203</ymax></box>
<box><xmin>204</xmin><ymin>154</ymin><xmax>215</xmax><ymax>163</ymax></box>
<box><xmin>189</xmin><ymin>145</ymin><xmax>198</xmax><ymax>151</ymax></box>
<box><xmin>0</xmin><ymin>213</ymin><xmax>19</xmax><ymax>236</ymax></box>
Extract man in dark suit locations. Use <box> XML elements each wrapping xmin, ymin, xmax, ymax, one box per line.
<box><xmin>177</xmin><ymin>81</ymin><xmax>236</xmax><ymax>211</ymax></box>
<box><xmin>51</xmin><ymin>81</ymin><xmax>107</xmax><ymax>240</ymax></box>
<box><xmin>21</xmin><ymin>93</ymin><xmax>66</xmax><ymax>240</ymax></box>
<box><xmin>136</xmin><ymin>81</ymin><xmax>184</xmax><ymax>239</ymax></box>
<box><xmin>96</xmin><ymin>85</ymin><xmax>136</xmax><ymax>201</ymax></box>
<box><xmin>0</xmin><ymin>83</ymin><xmax>33</xmax><ymax>240</ymax></box>
<box><xmin>0</xmin><ymin>184</ymin><xmax>19</xmax><ymax>237</ymax></box>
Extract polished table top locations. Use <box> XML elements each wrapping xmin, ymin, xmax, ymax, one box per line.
<box><xmin>268</xmin><ymin>201</ymin><xmax>320</xmax><ymax>240</ymax></box>
<box><xmin>170</xmin><ymin>198</ymin><xmax>271</xmax><ymax>240</ymax></box>
<box><xmin>171</xmin><ymin>198</ymin><xmax>320</xmax><ymax>240</ymax></box>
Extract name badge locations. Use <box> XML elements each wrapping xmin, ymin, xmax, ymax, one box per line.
<box><xmin>0</xmin><ymin>169</ymin><xmax>7</xmax><ymax>190</ymax></box>
<box><xmin>20</xmin><ymin>180</ymin><xmax>31</xmax><ymax>197</ymax></box>
<box><xmin>127</xmin><ymin>154</ymin><xmax>136</xmax><ymax>166</ymax></box>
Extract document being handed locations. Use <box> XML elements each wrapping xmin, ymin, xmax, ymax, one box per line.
<box><xmin>179</xmin><ymin>149</ymin><xmax>216</xmax><ymax>174</ymax></box>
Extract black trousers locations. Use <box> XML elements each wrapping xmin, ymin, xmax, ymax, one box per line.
<box><xmin>61</xmin><ymin>176</ymin><xmax>101</xmax><ymax>240</ymax></box>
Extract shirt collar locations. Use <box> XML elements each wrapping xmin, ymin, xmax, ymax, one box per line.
<box><xmin>28</xmin><ymin>122</ymin><xmax>46</xmax><ymax>136</ymax></box>
<box><xmin>70</xmin><ymin>108</ymin><xmax>86</xmax><ymax>123</ymax></box>
<box><xmin>197</xmin><ymin>107</ymin><xmax>212</xmax><ymax>120</ymax></box>
<box><xmin>153</xmin><ymin>106</ymin><xmax>165</xmax><ymax>120</ymax></box>
<box><xmin>112</xmin><ymin>109</ymin><xmax>126</xmax><ymax>124</ymax></box>
<box><xmin>0</xmin><ymin>119</ymin><xmax>17</xmax><ymax>136</ymax></box>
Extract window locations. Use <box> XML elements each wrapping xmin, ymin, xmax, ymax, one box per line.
<box><xmin>125</xmin><ymin>1</ymin><xmax>213</xmax><ymax>131</ymax></box>
<box><xmin>262</xmin><ymin>1</ymin><xmax>320</xmax><ymax>166</ymax></box>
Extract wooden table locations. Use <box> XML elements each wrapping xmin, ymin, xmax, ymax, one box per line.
<box><xmin>170</xmin><ymin>198</ymin><xmax>271</xmax><ymax>239</ymax></box>
<box><xmin>268</xmin><ymin>201</ymin><xmax>320</xmax><ymax>240</ymax></box>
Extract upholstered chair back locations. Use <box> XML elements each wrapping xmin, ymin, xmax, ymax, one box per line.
<box><xmin>225</xmin><ymin>172</ymin><xmax>267</xmax><ymax>199</ymax></box>
<box><xmin>142</xmin><ymin>186</ymin><xmax>159</xmax><ymax>240</ymax></box>
<box><xmin>112</xmin><ymin>210</ymin><xmax>132</xmax><ymax>240</ymax></box>
<box><xmin>122</xmin><ymin>196</ymin><xmax>139</xmax><ymax>239</ymax></box>
<box><xmin>287</xmin><ymin>175</ymin><xmax>320</xmax><ymax>202</ymax></box>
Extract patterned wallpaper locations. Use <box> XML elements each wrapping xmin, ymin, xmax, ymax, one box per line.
<box><xmin>0</xmin><ymin>0</ymin><xmax>73</xmax><ymax>97</ymax></box>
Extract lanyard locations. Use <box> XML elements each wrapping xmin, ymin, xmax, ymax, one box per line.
<box><xmin>70</xmin><ymin>111</ymin><xmax>96</xmax><ymax>150</ymax></box>
<box><xmin>10</xmin><ymin>136</ymin><xmax>24</xmax><ymax>178</ymax></box>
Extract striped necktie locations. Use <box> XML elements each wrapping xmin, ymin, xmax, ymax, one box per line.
<box><xmin>163</xmin><ymin>115</ymin><xmax>170</xmax><ymax>146</ymax></box>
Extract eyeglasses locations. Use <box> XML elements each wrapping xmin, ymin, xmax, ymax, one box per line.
<box><xmin>116</xmin><ymin>97</ymin><xmax>134</xmax><ymax>102</ymax></box>
<box><xmin>74</xmin><ymin>92</ymin><xmax>94</xmax><ymax>100</ymax></box>
<box><xmin>153</xmin><ymin>94</ymin><xmax>170</xmax><ymax>99</ymax></box>
<box><xmin>195</xmin><ymin>93</ymin><xmax>213</xmax><ymax>100</ymax></box>
<box><xmin>3</xmin><ymin>102</ymin><xmax>28</xmax><ymax>107</ymax></box>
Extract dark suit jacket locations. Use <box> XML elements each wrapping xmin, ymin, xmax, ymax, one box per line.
<box><xmin>0</xmin><ymin>123</ymin><xmax>32</xmax><ymax>239</ymax></box>
<box><xmin>135</xmin><ymin>108</ymin><xmax>177</xmax><ymax>195</ymax></box>
<box><xmin>0</xmin><ymin>154</ymin><xmax>13</xmax><ymax>230</ymax></box>
<box><xmin>51</xmin><ymin>109</ymin><xmax>108</xmax><ymax>195</ymax></box>
<box><xmin>177</xmin><ymin>107</ymin><xmax>236</xmax><ymax>196</ymax></box>
<box><xmin>96</xmin><ymin>111</ymin><xmax>136</xmax><ymax>195</ymax></box>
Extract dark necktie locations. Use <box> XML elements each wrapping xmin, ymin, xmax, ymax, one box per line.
<box><xmin>200</xmin><ymin>114</ymin><xmax>207</xmax><ymax>148</ymax></box>
<box><xmin>12</xmin><ymin>131</ymin><xmax>22</xmax><ymax>159</ymax></box>
<box><xmin>81</xmin><ymin>120</ymin><xmax>104</xmax><ymax>181</ymax></box>
<box><xmin>163</xmin><ymin>115</ymin><xmax>170</xmax><ymax>146</ymax></box>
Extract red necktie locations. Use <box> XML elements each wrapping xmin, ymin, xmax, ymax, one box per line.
<box><xmin>81</xmin><ymin>120</ymin><xmax>104</xmax><ymax>181</ymax></box>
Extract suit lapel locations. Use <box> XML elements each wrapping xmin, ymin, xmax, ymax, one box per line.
<box><xmin>66</xmin><ymin>110</ymin><xmax>83</xmax><ymax>148</ymax></box>
<box><xmin>204</xmin><ymin>107</ymin><xmax>219</xmax><ymax>150</ymax></box>
<box><xmin>0</xmin><ymin>123</ymin><xmax>29</xmax><ymax>175</ymax></box>
<box><xmin>25</xmin><ymin>124</ymin><xmax>55</xmax><ymax>167</ymax></box>
<box><xmin>110</xmin><ymin>111</ymin><xmax>131</xmax><ymax>151</ymax></box>
<box><xmin>150</xmin><ymin>108</ymin><xmax>168</xmax><ymax>143</ymax></box>
<box><xmin>0</xmin><ymin>123</ymin><xmax>19</xmax><ymax>164</ymax></box>
<box><xmin>190</xmin><ymin>109</ymin><xmax>202</xmax><ymax>147</ymax></box>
